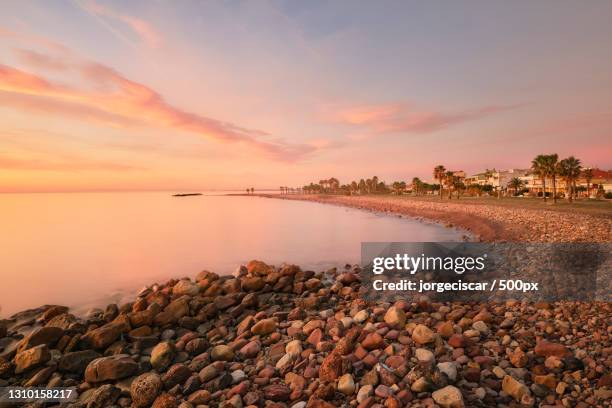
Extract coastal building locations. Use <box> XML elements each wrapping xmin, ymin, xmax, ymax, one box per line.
<box><xmin>464</xmin><ymin>169</ymin><xmax>529</xmax><ymax>188</ymax></box>
<box><xmin>583</xmin><ymin>168</ymin><xmax>612</xmax><ymax>194</ymax></box>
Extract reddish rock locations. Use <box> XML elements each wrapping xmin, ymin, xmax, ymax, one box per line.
<box><xmin>534</xmin><ymin>340</ymin><xmax>572</xmax><ymax>358</ymax></box>
<box><xmin>307</xmin><ymin>328</ymin><xmax>323</xmax><ymax>346</ymax></box>
<box><xmin>84</xmin><ymin>354</ymin><xmax>138</xmax><ymax>383</ymax></box>
<box><xmin>319</xmin><ymin>352</ymin><xmax>342</xmax><ymax>381</ymax></box>
<box><xmin>263</xmin><ymin>384</ymin><xmax>291</xmax><ymax>401</ymax></box>
<box><xmin>448</xmin><ymin>334</ymin><xmax>467</xmax><ymax>348</ymax></box>
<box><xmin>18</xmin><ymin>327</ymin><xmax>64</xmax><ymax>352</ymax></box>
<box><xmin>307</xmin><ymin>397</ymin><xmax>336</xmax><ymax>408</ymax></box>
<box><xmin>362</xmin><ymin>332</ymin><xmax>384</xmax><ymax>350</ymax></box>
<box><xmin>247</xmin><ymin>260</ymin><xmax>273</xmax><ymax>275</ymax></box>
<box><xmin>240</xmin><ymin>340</ymin><xmax>261</xmax><ymax>358</ymax></box>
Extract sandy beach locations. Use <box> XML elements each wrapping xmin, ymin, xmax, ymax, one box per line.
<box><xmin>261</xmin><ymin>194</ymin><xmax>612</xmax><ymax>243</ymax></box>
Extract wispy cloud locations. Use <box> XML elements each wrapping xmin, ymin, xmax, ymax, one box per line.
<box><xmin>328</xmin><ymin>102</ymin><xmax>520</xmax><ymax>134</ymax></box>
<box><xmin>13</xmin><ymin>49</ymin><xmax>69</xmax><ymax>71</ymax></box>
<box><xmin>0</xmin><ymin>47</ymin><xmax>323</xmax><ymax>161</ymax></box>
<box><xmin>74</xmin><ymin>0</ymin><xmax>162</xmax><ymax>49</ymax></box>
<box><xmin>0</xmin><ymin>153</ymin><xmax>144</xmax><ymax>172</ymax></box>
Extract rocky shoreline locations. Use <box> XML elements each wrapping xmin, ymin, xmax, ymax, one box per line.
<box><xmin>260</xmin><ymin>194</ymin><xmax>612</xmax><ymax>243</ymax></box>
<box><xmin>1</xmin><ymin>260</ymin><xmax>610</xmax><ymax>407</ymax></box>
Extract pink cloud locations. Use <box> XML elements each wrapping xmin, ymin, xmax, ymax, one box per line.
<box><xmin>13</xmin><ymin>49</ymin><xmax>69</xmax><ymax>71</ymax></box>
<box><xmin>329</xmin><ymin>102</ymin><xmax>520</xmax><ymax>134</ymax></box>
<box><xmin>0</xmin><ymin>54</ymin><xmax>321</xmax><ymax>161</ymax></box>
<box><xmin>0</xmin><ymin>154</ymin><xmax>143</xmax><ymax>172</ymax></box>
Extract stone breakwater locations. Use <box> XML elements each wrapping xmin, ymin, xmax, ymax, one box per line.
<box><xmin>1</xmin><ymin>260</ymin><xmax>610</xmax><ymax>407</ymax></box>
<box><xmin>263</xmin><ymin>195</ymin><xmax>612</xmax><ymax>243</ymax></box>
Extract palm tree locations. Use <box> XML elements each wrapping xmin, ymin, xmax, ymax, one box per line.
<box><xmin>508</xmin><ymin>177</ymin><xmax>524</xmax><ymax>196</ymax></box>
<box><xmin>582</xmin><ymin>168</ymin><xmax>593</xmax><ymax>198</ymax></box>
<box><xmin>444</xmin><ymin>171</ymin><xmax>454</xmax><ymax>199</ymax></box>
<box><xmin>391</xmin><ymin>181</ymin><xmax>406</xmax><ymax>195</ymax></box>
<box><xmin>547</xmin><ymin>154</ymin><xmax>559</xmax><ymax>203</ymax></box>
<box><xmin>454</xmin><ymin>180</ymin><xmax>465</xmax><ymax>199</ymax></box>
<box><xmin>434</xmin><ymin>165</ymin><xmax>446</xmax><ymax>199</ymax></box>
<box><xmin>358</xmin><ymin>179</ymin><xmax>366</xmax><ymax>194</ymax></box>
<box><xmin>558</xmin><ymin>156</ymin><xmax>582</xmax><ymax>202</ymax></box>
<box><xmin>411</xmin><ymin>177</ymin><xmax>422</xmax><ymax>196</ymax></box>
<box><xmin>532</xmin><ymin>155</ymin><xmax>549</xmax><ymax>202</ymax></box>
<box><xmin>365</xmin><ymin>178</ymin><xmax>373</xmax><ymax>194</ymax></box>
<box><xmin>328</xmin><ymin>177</ymin><xmax>340</xmax><ymax>194</ymax></box>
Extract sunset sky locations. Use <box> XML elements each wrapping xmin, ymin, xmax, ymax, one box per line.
<box><xmin>1</xmin><ymin>1</ymin><xmax>611</xmax><ymax>192</ymax></box>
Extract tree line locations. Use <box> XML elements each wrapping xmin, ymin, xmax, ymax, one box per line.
<box><xmin>280</xmin><ymin>154</ymin><xmax>606</xmax><ymax>201</ymax></box>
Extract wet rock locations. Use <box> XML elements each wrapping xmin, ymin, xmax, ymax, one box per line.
<box><xmin>152</xmin><ymin>393</ymin><xmax>178</xmax><ymax>408</ymax></box>
<box><xmin>155</xmin><ymin>298</ymin><xmax>189</xmax><ymax>326</ymax></box>
<box><xmin>162</xmin><ymin>363</ymin><xmax>192</xmax><ymax>389</ymax></box>
<box><xmin>186</xmin><ymin>389</ymin><xmax>210</xmax><ymax>404</ymax></box>
<box><xmin>84</xmin><ymin>354</ymin><xmax>138</xmax><ymax>383</ymax></box>
<box><xmin>151</xmin><ymin>342</ymin><xmax>176</xmax><ymax>370</ymax></box>
<box><xmin>14</xmin><ymin>344</ymin><xmax>50</xmax><ymax>374</ymax></box>
<box><xmin>83</xmin><ymin>384</ymin><xmax>121</xmax><ymax>408</ymax></box>
<box><xmin>241</xmin><ymin>277</ymin><xmax>265</xmax><ymax>292</ymax></box>
<box><xmin>59</xmin><ymin>350</ymin><xmax>101</xmax><ymax>374</ymax></box>
<box><xmin>173</xmin><ymin>280</ymin><xmax>199</xmax><ymax>296</ymax></box>
<box><xmin>199</xmin><ymin>364</ymin><xmax>219</xmax><ymax>382</ymax></box>
<box><xmin>82</xmin><ymin>322</ymin><xmax>124</xmax><ymax>350</ymax></box>
<box><xmin>17</xmin><ymin>327</ymin><xmax>63</xmax><ymax>352</ymax></box>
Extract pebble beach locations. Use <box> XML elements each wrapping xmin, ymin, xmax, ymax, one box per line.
<box><xmin>0</xmin><ymin>196</ymin><xmax>610</xmax><ymax>407</ymax></box>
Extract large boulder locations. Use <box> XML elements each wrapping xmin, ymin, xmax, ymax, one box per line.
<box><xmin>84</xmin><ymin>354</ymin><xmax>138</xmax><ymax>383</ymax></box>
<box><xmin>246</xmin><ymin>260</ymin><xmax>273</xmax><ymax>276</ymax></box>
<box><xmin>14</xmin><ymin>344</ymin><xmax>50</xmax><ymax>374</ymax></box>
<box><xmin>154</xmin><ymin>298</ymin><xmax>190</xmax><ymax>326</ymax></box>
<box><xmin>17</xmin><ymin>327</ymin><xmax>63</xmax><ymax>352</ymax></box>
<box><xmin>81</xmin><ymin>322</ymin><xmax>125</xmax><ymax>350</ymax></box>
<box><xmin>173</xmin><ymin>280</ymin><xmax>199</xmax><ymax>296</ymax></box>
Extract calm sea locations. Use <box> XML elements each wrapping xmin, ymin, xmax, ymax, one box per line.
<box><xmin>0</xmin><ymin>192</ymin><xmax>465</xmax><ymax>317</ymax></box>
